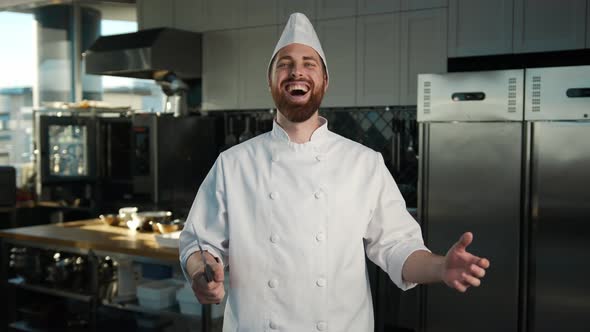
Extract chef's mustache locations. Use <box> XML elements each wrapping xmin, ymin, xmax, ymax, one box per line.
<box><xmin>282</xmin><ymin>78</ymin><xmax>314</xmax><ymax>87</ymax></box>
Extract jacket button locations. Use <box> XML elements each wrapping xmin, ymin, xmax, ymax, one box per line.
<box><xmin>270</xmin><ymin>234</ymin><xmax>280</xmax><ymax>243</ymax></box>
<box><xmin>268</xmin><ymin>279</ymin><xmax>279</xmax><ymax>288</ymax></box>
<box><xmin>272</xmin><ymin>155</ymin><xmax>280</xmax><ymax>162</ymax></box>
<box><xmin>269</xmin><ymin>192</ymin><xmax>279</xmax><ymax>200</ymax></box>
<box><xmin>269</xmin><ymin>321</ymin><xmax>279</xmax><ymax>329</ymax></box>
<box><xmin>314</xmin><ymin>191</ymin><xmax>323</xmax><ymax>199</ymax></box>
<box><xmin>315</xmin><ymin>233</ymin><xmax>325</xmax><ymax>242</ymax></box>
<box><xmin>316</xmin><ymin>321</ymin><xmax>327</xmax><ymax>331</ymax></box>
<box><xmin>316</xmin><ymin>278</ymin><xmax>327</xmax><ymax>287</ymax></box>
<box><xmin>315</xmin><ymin>154</ymin><xmax>326</xmax><ymax>161</ymax></box>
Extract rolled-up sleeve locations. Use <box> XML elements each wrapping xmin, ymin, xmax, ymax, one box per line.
<box><xmin>364</xmin><ymin>152</ymin><xmax>430</xmax><ymax>290</ymax></box>
<box><xmin>179</xmin><ymin>154</ymin><xmax>229</xmax><ymax>282</ymax></box>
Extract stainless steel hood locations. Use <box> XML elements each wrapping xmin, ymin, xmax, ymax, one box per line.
<box><xmin>84</xmin><ymin>27</ymin><xmax>202</xmax><ymax>80</ymax></box>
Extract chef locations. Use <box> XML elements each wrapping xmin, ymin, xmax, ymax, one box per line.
<box><xmin>180</xmin><ymin>12</ymin><xmax>490</xmax><ymax>332</ymax></box>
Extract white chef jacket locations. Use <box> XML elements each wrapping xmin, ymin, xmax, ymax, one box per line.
<box><xmin>179</xmin><ymin>117</ymin><xmax>429</xmax><ymax>332</ymax></box>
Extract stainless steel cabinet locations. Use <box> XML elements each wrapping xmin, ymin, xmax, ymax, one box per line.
<box><xmin>527</xmin><ymin>122</ymin><xmax>590</xmax><ymax>332</ymax></box>
<box><xmin>448</xmin><ymin>0</ymin><xmax>513</xmax><ymax>57</ymax></box>
<box><xmin>418</xmin><ymin>70</ymin><xmax>525</xmax><ymax>332</ymax></box>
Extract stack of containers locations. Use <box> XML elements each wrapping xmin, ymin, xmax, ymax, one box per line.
<box><xmin>176</xmin><ymin>278</ymin><xmax>229</xmax><ymax>318</ymax></box>
<box><xmin>137</xmin><ymin>279</ymin><xmax>183</xmax><ymax>309</ymax></box>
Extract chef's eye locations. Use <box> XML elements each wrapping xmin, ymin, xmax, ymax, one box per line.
<box><xmin>305</xmin><ymin>62</ymin><xmax>317</xmax><ymax>68</ymax></box>
<box><xmin>277</xmin><ymin>62</ymin><xmax>290</xmax><ymax>68</ymax></box>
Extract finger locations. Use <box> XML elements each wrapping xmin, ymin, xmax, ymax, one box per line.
<box><xmin>469</xmin><ymin>264</ymin><xmax>486</xmax><ymax>278</ymax></box>
<box><xmin>212</xmin><ymin>262</ymin><xmax>225</xmax><ymax>283</ymax></box>
<box><xmin>202</xmin><ymin>288</ymin><xmax>225</xmax><ymax>303</ymax></box>
<box><xmin>456</xmin><ymin>232</ymin><xmax>473</xmax><ymax>250</ymax></box>
<box><xmin>453</xmin><ymin>280</ymin><xmax>469</xmax><ymax>293</ymax></box>
<box><xmin>462</xmin><ymin>272</ymin><xmax>481</xmax><ymax>287</ymax></box>
<box><xmin>477</xmin><ymin>258</ymin><xmax>491</xmax><ymax>269</ymax></box>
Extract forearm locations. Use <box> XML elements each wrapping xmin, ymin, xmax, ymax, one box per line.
<box><xmin>402</xmin><ymin>250</ymin><xmax>445</xmax><ymax>284</ymax></box>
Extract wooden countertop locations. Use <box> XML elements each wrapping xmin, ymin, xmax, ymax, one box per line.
<box><xmin>0</xmin><ymin>219</ymin><xmax>179</xmax><ymax>262</ymax></box>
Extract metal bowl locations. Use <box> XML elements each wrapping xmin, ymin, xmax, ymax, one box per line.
<box><xmin>99</xmin><ymin>214</ymin><xmax>120</xmax><ymax>226</ymax></box>
<box><xmin>154</xmin><ymin>219</ymin><xmax>185</xmax><ymax>234</ymax></box>
<box><xmin>129</xmin><ymin>211</ymin><xmax>172</xmax><ymax>232</ymax></box>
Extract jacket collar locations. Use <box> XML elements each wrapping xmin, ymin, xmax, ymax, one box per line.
<box><xmin>271</xmin><ymin>116</ymin><xmax>329</xmax><ymax>146</ymax></box>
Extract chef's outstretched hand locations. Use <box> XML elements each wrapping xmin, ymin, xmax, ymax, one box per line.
<box><xmin>190</xmin><ymin>251</ymin><xmax>225</xmax><ymax>304</ymax></box>
<box><xmin>442</xmin><ymin>232</ymin><xmax>490</xmax><ymax>293</ymax></box>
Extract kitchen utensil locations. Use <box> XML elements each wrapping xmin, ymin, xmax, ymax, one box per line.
<box><xmin>129</xmin><ymin>211</ymin><xmax>172</xmax><ymax>232</ymax></box>
<box><xmin>99</xmin><ymin>214</ymin><xmax>120</xmax><ymax>226</ymax></box>
<box><xmin>239</xmin><ymin>116</ymin><xmax>254</xmax><ymax>142</ymax></box>
<box><xmin>153</xmin><ymin>218</ymin><xmax>184</xmax><ymax>234</ymax></box>
<box><xmin>194</xmin><ymin>232</ymin><xmax>214</xmax><ymax>283</ymax></box>
<box><xmin>224</xmin><ymin>117</ymin><xmax>238</xmax><ymax>149</ymax></box>
<box><xmin>118</xmin><ymin>207</ymin><xmax>138</xmax><ymax>224</ymax></box>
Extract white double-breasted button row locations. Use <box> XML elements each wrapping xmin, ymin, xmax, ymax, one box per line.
<box><xmin>268</xmin><ymin>279</ymin><xmax>279</xmax><ymax>288</ymax></box>
<box><xmin>315</xmin><ymin>232</ymin><xmax>325</xmax><ymax>242</ymax></box>
<box><xmin>316</xmin><ymin>278</ymin><xmax>327</xmax><ymax>287</ymax></box>
<box><xmin>316</xmin><ymin>321</ymin><xmax>328</xmax><ymax>331</ymax></box>
<box><xmin>314</xmin><ymin>190</ymin><xmax>323</xmax><ymax>199</ymax></box>
<box><xmin>270</xmin><ymin>234</ymin><xmax>280</xmax><ymax>243</ymax></box>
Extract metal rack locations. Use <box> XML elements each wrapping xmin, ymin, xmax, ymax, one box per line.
<box><xmin>0</xmin><ymin>238</ymin><xmax>218</xmax><ymax>332</ymax></box>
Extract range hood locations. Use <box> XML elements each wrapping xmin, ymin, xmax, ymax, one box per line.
<box><xmin>84</xmin><ymin>27</ymin><xmax>202</xmax><ymax>80</ymax></box>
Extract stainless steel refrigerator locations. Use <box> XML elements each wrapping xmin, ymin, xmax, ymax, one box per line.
<box><xmin>417</xmin><ymin>69</ymin><xmax>525</xmax><ymax>332</ymax></box>
<box><xmin>417</xmin><ymin>65</ymin><xmax>590</xmax><ymax>332</ymax></box>
<box><xmin>523</xmin><ymin>65</ymin><xmax>590</xmax><ymax>332</ymax></box>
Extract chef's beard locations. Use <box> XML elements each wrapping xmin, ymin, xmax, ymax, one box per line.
<box><xmin>271</xmin><ymin>79</ymin><xmax>325</xmax><ymax>123</ymax></box>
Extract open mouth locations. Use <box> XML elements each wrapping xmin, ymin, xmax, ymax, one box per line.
<box><xmin>285</xmin><ymin>82</ymin><xmax>310</xmax><ymax>97</ymax></box>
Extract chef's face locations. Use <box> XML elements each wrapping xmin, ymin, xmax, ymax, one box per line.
<box><xmin>269</xmin><ymin>43</ymin><xmax>328</xmax><ymax>123</ymax></box>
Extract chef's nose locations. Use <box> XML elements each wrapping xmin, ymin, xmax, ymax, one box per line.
<box><xmin>289</xmin><ymin>63</ymin><xmax>303</xmax><ymax>78</ymax></box>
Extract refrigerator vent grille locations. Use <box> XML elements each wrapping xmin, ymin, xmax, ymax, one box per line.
<box><xmin>508</xmin><ymin>77</ymin><xmax>517</xmax><ymax>112</ymax></box>
<box><xmin>532</xmin><ymin>76</ymin><xmax>541</xmax><ymax>112</ymax></box>
<box><xmin>423</xmin><ymin>81</ymin><xmax>431</xmax><ymax>114</ymax></box>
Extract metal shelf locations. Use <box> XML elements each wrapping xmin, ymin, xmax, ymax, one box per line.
<box><xmin>8</xmin><ymin>278</ymin><xmax>93</xmax><ymax>303</ymax></box>
<box><xmin>8</xmin><ymin>320</ymin><xmax>87</xmax><ymax>332</ymax></box>
<box><xmin>101</xmin><ymin>299</ymin><xmax>201</xmax><ymax>322</ymax></box>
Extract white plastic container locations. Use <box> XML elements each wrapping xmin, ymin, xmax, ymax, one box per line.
<box><xmin>137</xmin><ymin>279</ymin><xmax>182</xmax><ymax>309</ymax></box>
<box><xmin>176</xmin><ymin>280</ymin><xmax>228</xmax><ymax>318</ymax></box>
<box><xmin>176</xmin><ymin>284</ymin><xmax>202</xmax><ymax>316</ymax></box>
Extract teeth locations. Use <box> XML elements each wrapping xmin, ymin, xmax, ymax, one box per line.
<box><xmin>287</xmin><ymin>84</ymin><xmax>309</xmax><ymax>93</ymax></box>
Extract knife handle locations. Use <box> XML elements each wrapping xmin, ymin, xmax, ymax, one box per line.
<box><xmin>204</xmin><ymin>264</ymin><xmax>215</xmax><ymax>283</ymax></box>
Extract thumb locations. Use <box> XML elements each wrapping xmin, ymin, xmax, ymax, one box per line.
<box><xmin>455</xmin><ymin>232</ymin><xmax>473</xmax><ymax>251</ymax></box>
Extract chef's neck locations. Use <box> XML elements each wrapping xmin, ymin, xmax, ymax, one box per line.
<box><xmin>275</xmin><ymin>111</ymin><xmax>322</xmax><ymax>144</ymax></box>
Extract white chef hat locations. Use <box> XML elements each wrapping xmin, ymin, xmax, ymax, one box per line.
<box><xmin>268</xmin><ymin>12</ymin><xmax>328</xmax><ymax>81</ymax></box>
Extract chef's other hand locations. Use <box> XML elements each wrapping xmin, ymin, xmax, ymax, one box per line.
<box><xmin>190</xmin><ymin>251</ymin><xmax>225</xmax><ymax>304</ymax></box>
<box><xmin>442</xmin><ymin>232</ymin><xmax>490</xmax><ymax>293</ymax></box>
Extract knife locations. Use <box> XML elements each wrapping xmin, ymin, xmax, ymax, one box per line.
<box><xmin>198</xmin><ymin>243</ymin><xmax>215</xmax><ymax>283</ymax></box>
<box><xmin>194</xmin><ymin>232</ymin><xmax>215</xmax><ymax>283</ymax></box>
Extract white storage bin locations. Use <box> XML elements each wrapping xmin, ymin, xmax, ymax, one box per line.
<box><xmin>177</xmin><ymin>279</ymin><xmax>228</xmax><ymax>318</ymax></box>
<box><xmin>137</xmin><ymin>279</ymin><xmax>182</xmax><ymax>309</ymax></box>
<box><xmin>176</xmin><ymin>284</ymin><xmax>202</xmax><ymax>316</ymax></box>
